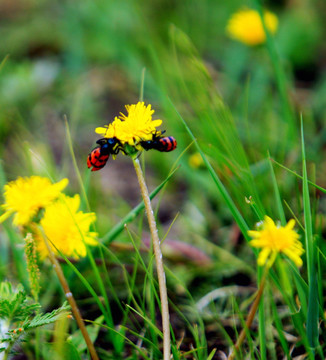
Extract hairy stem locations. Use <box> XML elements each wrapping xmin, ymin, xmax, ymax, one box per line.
<box><xmin>133</xmin><ymin>157</ymin><xmax>171</xmax><ymax>360</ymax></box>
<box><xmin>42</xmin><ymin>235</ymin><xmax>99</xmax><ymax>360</ymax></box>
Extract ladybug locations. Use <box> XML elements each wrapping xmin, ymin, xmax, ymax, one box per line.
<box><xmin>87</xmin><ymin>137</ymin><xmax>124</xmax><ymax>171</ymax></box>
<box><xmin>140</xmin><ymin>133</ymin><xmax>177</xmax><ymax>152</ymax></box>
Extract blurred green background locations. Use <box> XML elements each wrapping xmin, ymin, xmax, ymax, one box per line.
<box><xmin>1</xmin><ymin>0</ymin><xmax>325</xmax><ymax>234</ymax></box>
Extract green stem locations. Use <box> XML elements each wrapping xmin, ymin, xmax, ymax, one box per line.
<box><xmin>301</xmin><ymin>119</ymin><xmax>319</xmax><ymax>352</ymax></box>
<box><xmin>228</xmin><ymin>265</ymin><xmax>269</xmax><ymax>360</ymax></box>
<box><xmin>42</xmin><ymin>235</ymin><xmax>99</xmax><ymax>360</ymax></box>
<box><xmin>253</xmin><ymin>1</ymin><xmax>296</xmax><ymax>142</ymax></box>
<box><xmin>132</xmin><ymin>157</ymin><xmax>171</xmax><ymax>360</ymax></box>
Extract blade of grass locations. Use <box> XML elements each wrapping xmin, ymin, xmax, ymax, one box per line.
<box><xmin>90</xmin><ymin>322</ymin><xmax>152</xmax><ymax>360</ymax></box>
<box><xmin>51</xmin><ymin>245</ymin><xmax>120</xmax><ymax>351</ymax></box>
<box><xmin>270</xmin><ymin>296</ymin><xmax>291</xmax><ymax>360</ymax></box>
<box><xmin>0</xmin><ymin>54</ymin><xmax>9</xmax><ymax>72</ymax></box>
<box><xmin>125</xmin><ymin>226</ymin><xmax>160</xmax><ymax>352</ymax></box>
<box><xmin>271</xmin><ymin>159</ymin><xmax>326</xmax><ymax>194</ymax></box>
<box><xmin>53</xmin><ymin>181</ymin><xmax>120</xmax><ymax>351</ymax></box>
<box><xmin>165</xmin><ymin>268</ymin><xmax>209</xmax><ymax>359</ymax></box>
<box><xmin>267</xmin><ymin>152</ymin><xmax>286</xmax><ymax>225</ymax></box>
<box><xmin>64</xmin><ymin>116</ymin><xmax>92</xmax><ymax>213</ymax></box>
<box><xmin>206</xmin><ymin>349</ymin><xmax>217</xmax><ymax>360</ymax></box>
<box><xmin>246</xmin><ymin>195</ymin><xmax>265</xmax><ymax>222</ymax></box>
<box><xmin>252</xmin><ymin>0</ymin><xmax>296</xmax><ymax>145</ymax></box>
<box><xmin>263</xmin><ymin>285</ymin><xmax>277</xmax><ymax>360</ymax></box>
<box><xmin>269</xmin><ymin>267</ymin><xmax>311</xmax><ymax>357</ymax></box>
<box><xmin>257</xmin><ymin>151</ymin><xmax>290</xmax><ymax>360</ymax></box>
<box><xmin>42</xmin><ymin>234</ymin><xmax>99</xmax><ymax>360</ymax></box>
<box><xmin>292</xmin><ymin>265</ymin><xmax>308</xmax><ymax>318</ymax></box>
<box><xmin>258</xmin><ymin>268</ymin><xmax>266</xmax><ymax>360</ymax></box>
<box><xmin>125</xmin><ymin>304</ymin><xmax>163</xmax><ymax>339</ymax></box>
<box><xmin>58</xmin><ymin>258</ymin><xmax>111</xmax><ymax>322</ymax></box>
<box><xmin>169</xmin><ymin>99</ymin><xmax>250</xmax><ymax>240</ymax></box>
<box><xmin>123</xmin><ymin>225</ymin><xmax>178</xmax><ymax>359</ymax></box>
<box><xmin>301</xmin><ymin>118</ymin><xmax>319</xmax><ymax>352</ymax></box>
<box><xmin>153</xmin><ymin>141</ymin><xmax>195</xmax><ymax>220</ymax></box>
<box><xmin>101</xmin><ymin>166</ymin><xmax>179</xmax><ymax>244</ymax></box>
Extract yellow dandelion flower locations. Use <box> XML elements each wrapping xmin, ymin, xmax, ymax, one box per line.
<box><xmin>189</xmin><ymin>153</ymin><xmax>204</xmax><ymax>169</ymax></box>
<box><xmin>226</xmin><ymin>8</ymin><xmax>278</xmax><ymax>46</ymax></box>
<box><xmin>248</xmin><ymin>216</ymin><xmax>304</xmax><ymax>267</ymax></box>
<box><xmin>95</xmin><ymin>118</ymin><xmax>121</xmax><ymax>141</ymax></box>
<box><xmin>0</xmin><ymin>176</ymin><xmax>68</xmax><ymax>226</ymax></box>
<box><xmin>95</xmin><ymin>102</ymin><xmax>162</xmax><ymax>148</ymax></box>
<box><xmin>37</xmin><ymin>194</ymin><xmax>98</xmax><ymax>259</ymax></box>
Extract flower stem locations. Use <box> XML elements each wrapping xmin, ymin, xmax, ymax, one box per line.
<box><xmin>228</xmin><ymin>267</ymin><xmax>268</xmax><ymax>360</ymax></box>
<box><xmin>42</xmin><ymin>235</ymin><xmax>99</xmax><ymax>360</ymax></box>
<box><xmin>133</xmin><ymin>157</ymin><xmax>171</xmax><ymax>360</ymax></box>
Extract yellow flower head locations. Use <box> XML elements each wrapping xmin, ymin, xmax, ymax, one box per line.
<box><xmin>37</xmin><ymin>194</ymin><xmax>98</xmax><ymax>259</ymax></box>
<box><xmin>226</xmin><ymin>8</ymin><xmax>278</xmax><ymax>46</ymax></box>
<box><xmin>95</xmin><ymin>102</ymin><xmax>162</xmax><ymax>149</ymax></box>
<box><xmin>0</xmin><ymin>176</ymin><xmax>68</xmax><ymax>226</ymax></box>
<box><xmin>248</xmin><ymin>216</ymin><xmax>304</xmax><ymax>267</ymax></box>
<box><xmin>188</xmin><ymin>153</ymin><xmax>204</xmax><ymax>169</ymax></box>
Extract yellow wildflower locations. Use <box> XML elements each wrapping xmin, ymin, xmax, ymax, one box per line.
<box><xmin>0</xmin><ymin>176</ymin><xmax>68</xmax><ymax>226</ymax></box>
<box><xmin>95</xmin><ymin>102</ymin><xmax>162</xmax><ymax>149</ymax></box>
<box><xmin>226</xmin><ymin>8</ymin><xmax>278</xmax><ymax>46</ymax></box>
<box><xmin>189</xmin><ymin>153</ymin><xmax>204</xmax><ymax>169</ymax></box>
<box><xmin>248</xmin><ymin>216</ymin><xmax>304</xmax><ymax>267</ymax></box>
<box><xmin>37</xmin><ymin>194</ymin><xmax>98</xmax><ymax>259</ymax></box>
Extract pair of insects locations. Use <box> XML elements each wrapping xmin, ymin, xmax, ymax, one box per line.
<box><xmin>87</xmin><ymin>133</ymin><xmax>177</xmax><ymax>171</ymax></box>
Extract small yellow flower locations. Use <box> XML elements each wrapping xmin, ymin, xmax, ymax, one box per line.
<box><xmin>189</xmin><ymin>153</ymin><xmax>204</xmax><ymax>169</ymax></box>
<box><xmin>248</xmin><ymin>216</ymin><xmax>304</xmax><ymax>267</ymax></box>
<box><xmin>226</xmin><ymin>8</ymin><xmax>278</xmax><ymax>46</ymax></box>
<box><xmin>37</xmin><ymin>194</ymin><xmax>98</xmax><ymax>259</ymax></box>
<box><xmin>0</xmin><ymin>176</ymin><xmax>68</xmax><ymax>226</ymax></box>
<box><xmin>95</xmin><ymin>102</ymin><xmax>162</xmax><ymax>149</ymax></box>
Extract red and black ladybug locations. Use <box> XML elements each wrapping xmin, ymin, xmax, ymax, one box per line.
<box><xmin>140</xmin><ymin>133</ymin><xmax>177</xmax><ymax>152</ymax></box>
<box><xmin>87</xmin><ymin>137</ymin><xmax>124</xmax><ymax>171</ymax></box>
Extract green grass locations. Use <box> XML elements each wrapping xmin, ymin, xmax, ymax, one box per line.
<box><xmin>1</xmin><ymin>0</ymin><xmax>326</xmax><ymax>359</ymax></box>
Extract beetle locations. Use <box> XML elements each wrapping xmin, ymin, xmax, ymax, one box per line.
<box><xmin>140</xmin><ymin>133</ymin><xmax>177</xmax><ymax>152</ymax></box>
<box><xmin>87</xmin><ymin>137</ymin><xmax>124</xmax><ymax>171</ymax></box>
